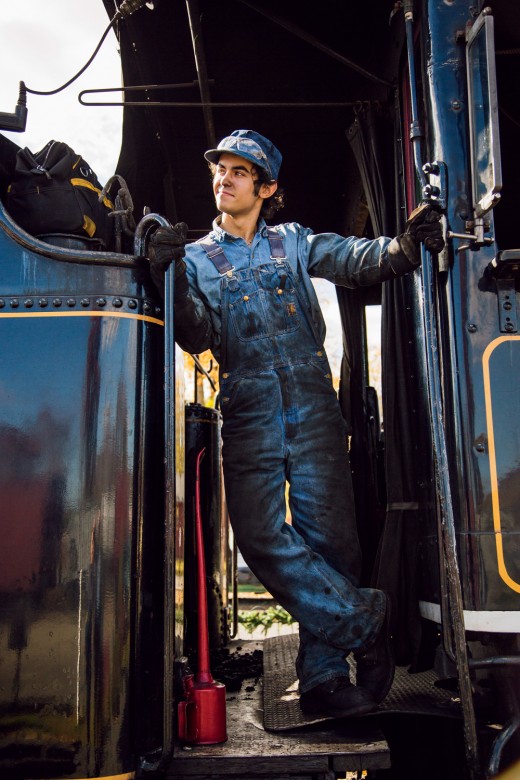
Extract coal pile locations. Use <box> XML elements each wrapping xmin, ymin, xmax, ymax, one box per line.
<box><xmin>205</xmin><ymin>646</ymin><xmax>264</xmax><ymax>692</ymax></box>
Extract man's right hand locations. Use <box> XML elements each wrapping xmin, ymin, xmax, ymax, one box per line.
<box><xmin>148</xmin><ymin>222</ymin><xmax>188</xmax><ymax>278</ymax></box>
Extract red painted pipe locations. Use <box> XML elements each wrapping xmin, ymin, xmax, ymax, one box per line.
<box><xmin>194</xmin><ymin>447</ymin><xmax>213</xmax><ymax>684</ymax></box>
<box><xmin>178</xmin><ymin>447</ymin><xmax>227</xmax><ymax>745</ymax></box>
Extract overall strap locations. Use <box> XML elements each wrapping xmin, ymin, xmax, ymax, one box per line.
<box><xmin>200</xmin><ymin>228</ymin><xmax>286</xmax><ymax>273</ymax></box>
<box><xmin>200</xmin><ymin>238</ymin><xmax>234</xmax><ymax>275</ymax></box>
<box><xmin>266</xmin><ymin>227</ymin><xmax>287</xmax><ymax>259</ymax></box>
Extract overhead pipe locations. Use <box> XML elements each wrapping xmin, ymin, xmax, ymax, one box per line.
<box><xmin>185</xmin><ymin>0</ymin><xmax>217</xmax><ymax>149</ymax></box>
<box><xmin>79</xmin><ymin>86</ymin><xmax>370</xmax><ymax>109</ymax></box>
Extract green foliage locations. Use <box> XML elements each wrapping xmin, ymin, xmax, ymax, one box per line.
<box><xmin>237</xmin><ymin>605</ymin><xmax>295</xmax><ymax>635</ymax></box>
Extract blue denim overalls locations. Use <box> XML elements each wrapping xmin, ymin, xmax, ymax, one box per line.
<box><xmin>200</xmin><ymin>227</ymin><xmax>386</xmax><ymax>693</ymax></box>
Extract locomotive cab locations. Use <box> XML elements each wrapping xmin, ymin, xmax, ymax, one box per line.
<box><xmin>0</xmin><ymin>1</ymin><xmax>519</xmax><ymax>779</ymax></box>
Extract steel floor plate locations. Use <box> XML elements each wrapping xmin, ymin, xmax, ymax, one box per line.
<box><xmin>263</xmin><ymin>634</ymin><xmax>461</xmax><ymax>732</ymax></box>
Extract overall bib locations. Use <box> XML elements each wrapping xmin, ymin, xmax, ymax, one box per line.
<box><xmin>203</xmin><ymin>230</ymin><xmax>385</xmax><ymax>692</ymax></box>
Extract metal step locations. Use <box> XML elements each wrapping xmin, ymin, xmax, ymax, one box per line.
<box><xmin>168</xmin><ymin>638</ymin><xmax>391</xmax><ymax>779</ymax></box>
<box><xmin>263</xmin><ymin>634</ymin><xmax>461</xmax><ymax>732</ymax></box>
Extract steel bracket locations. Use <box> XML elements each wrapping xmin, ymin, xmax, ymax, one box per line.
<box><xmin>422</xmin><ymin>160</ymin><xmax>447</xmax><ymax>210</ymax></box>
<box><xmin>496</xmin><ymin>278</ymin><xmax>518</xmax><ymax>333</ymax></box>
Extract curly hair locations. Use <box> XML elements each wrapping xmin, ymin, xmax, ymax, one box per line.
<box><xmin>253</xmin><ymin>165</ymin><xmax>286</xmax><ymax>220</ymax></box>
<box><xmin>208</xmin><ymin>161</ymin><xmax>285</xmax><ymax>220</ymax></box>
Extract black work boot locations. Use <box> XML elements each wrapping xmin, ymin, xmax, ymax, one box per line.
<box><xmin>354</xmin><ymin>596</ymin><xmax>395</xmax><ymax>703</ymax></box>
<box><xmin>299</xmin><ymin>676</ymin><xmax>377</xmax><ymax>718</ymax></box>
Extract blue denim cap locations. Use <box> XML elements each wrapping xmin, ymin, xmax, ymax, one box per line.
<box><xmin>204</xmin><ymin>129</ymin><xmax>282</xmax><ymax>180</ymax></box>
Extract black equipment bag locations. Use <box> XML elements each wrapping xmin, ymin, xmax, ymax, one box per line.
<box><xmin>6</xmin><ymin>140</ymin><xmax>114</xmax><ymax>249</ymax></box>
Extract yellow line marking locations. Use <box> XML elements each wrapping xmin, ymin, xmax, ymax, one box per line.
<box><xmin>482</xmin><ymin>335</ymin><xmax>520</xmax><ymax>593</ymax></box>
<box><xmin>0</xmin><ymin>310</ymin><xmax>164</xmax><ymax>326</ymax></box>
<box><xmin>64</xmin><ymin>774</ymin><xmax>135</xmax><ymax>780</ymax></box>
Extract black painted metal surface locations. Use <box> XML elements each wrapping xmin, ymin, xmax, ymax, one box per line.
<box><xmin>0</xmin><ymin>205</ymin><xmax>166</xmax><ymax>779</ymax></box>
<box><xmin>415</xmin><ymin>0</ymin><xmax>520</xmax><ymax>615</ymax></box>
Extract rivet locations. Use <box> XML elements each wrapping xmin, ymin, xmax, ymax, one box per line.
<box><xmin>475</xmin><ymin>442</ymin><xmax>486</xmax><ymax>452</ymax></box>
<box><xmin>316</xmin><ymin>350</ymin><xmax>323</xmax><ymax>357</ymax></box>
<box><xmin>243</xmin><ymin>295</ymin><xmax>249</xmax><ymax>302</ymax></box>
<box><xmin>96</xmin><ymin>297</ymin><xmax>107</xmax><ymax>307</ymax></box>
<box><xmin>467</xmin><ymin>322</ymin><xmax>477</xmax><ymax>333</ymax></box>
<box><xmin>143</xmin><ymin>301</ymin><xmax>152</xmax><ymax>312</ymax></box>
<box><xmin>155</xmin><ymin>306</ymin><xmax>162</xmax><ymax>315</ymax></box>
<box><xmin>113</xmin><ymin>298</ymin><xmax>123</xmax><ymax>308</ymax></box>
<box><xmin>277</xmin><ymin>289</ymin><xmax>283</xmax><ymax>295</ymax></box>
<box><xmin>24</xmin><ymin>299</ymin><xmax>33</xmax><ymax>308</ymax></box>
<box><xmin>0</xmin><ymin>300</ymin><xmax>4</xmax><ymax>308</ymax></box>
<box><xmin>10</xmin><ymin>299</ymin><xmax>19</xmax><ymax>308</ymax></box>
<box><xmin>39</xmin><ymin>298</ymin><xmax>48</xmax><ymax>308</ymax></box>
<box><xmin>80</xmin><ymin>298</ymin><xmax>90</xmax><ymax>307</ymax></box>
<box><xmin>222</xmin><ymin>373</ymin><xmax>230</xmax><ymax>379</ymax></box>
<box><xmin>128</xmin><ymin>299</ymin><xmax>137</xmax><ymax>309</ymax></box>
<box><xmin>53</xmin><ymin>298</ymin><xmax>62</xmax><ymax>307</ymax></box>
<box><xmin>67</xmin><ymin>298</ymin><xmax>76</xmax><ymax>307</ymax></box>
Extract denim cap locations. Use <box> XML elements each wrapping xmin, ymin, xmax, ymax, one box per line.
<box><xmin>204</xmin><ymin>129</ymin><xmax>282</xmax><ymax>180</ymax></box>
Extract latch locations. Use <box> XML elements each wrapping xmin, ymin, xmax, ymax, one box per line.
<box><xmin>447</xmin><ymin>217</ymin><xmax>495</xmax><ymax>251</ymax></box>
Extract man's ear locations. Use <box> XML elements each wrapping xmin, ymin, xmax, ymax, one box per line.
<box><xmin>260</xmin><ymin>181</ymin><xmax>278</xmax><ymax>200</ymax></box>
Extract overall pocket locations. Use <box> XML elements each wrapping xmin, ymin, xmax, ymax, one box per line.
<box><xmin>225</xmin><ymin>262</ymin><xmax>301</xmax><ymax>341</ymax></box>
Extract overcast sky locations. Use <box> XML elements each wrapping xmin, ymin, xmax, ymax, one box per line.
<box><xmin>0</xmin><ymin>0</ymin><xmax>123</xmax><ymax>183</ymax></box>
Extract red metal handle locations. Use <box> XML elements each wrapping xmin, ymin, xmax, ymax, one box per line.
<box><xmin>178</xmin><ymin>699</ymin><xmax>198</xmax><ymax>742</ymax></box>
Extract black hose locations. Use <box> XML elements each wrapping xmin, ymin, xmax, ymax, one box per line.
<box><xmin>23</xmin><ymin>0</ymin><xmax>147</xmax><ymax>97</ymax></box>
<box><xmin>24</xmin><ymin>18</ymin><xmax>118</xmax><ymax>97</ymax></box>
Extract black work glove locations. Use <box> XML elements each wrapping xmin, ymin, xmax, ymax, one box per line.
<box><xmin>148</xmin><ymin>222</ymin><xmax>189</xmax><ymax>299</ymax></box>
<box><xmin>404</xmin><ymin>202</ymin><xmax>445</xmax><ymax>254</ymax></box>
<box><xmin>388</xmin><ymin>203</ymin><xmax>445</xmax><ymax>275</ymax></box>
<box><xmin>149</xmin><ymin>222</ymin><xmax>188</xmax><ymax>273</ymax></box>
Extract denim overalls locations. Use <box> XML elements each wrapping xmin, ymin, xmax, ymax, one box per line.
<box><xmin>196</xmin><ymin>224</ymin><xmax>386</xmax><ymax>693</ymax></box>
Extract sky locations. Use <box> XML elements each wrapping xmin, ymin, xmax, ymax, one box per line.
<box><xmin>0</xmin><ymin>0</ymin><xmax>381</xmax><ymax>382</ymax></box>
<box><xmin>0</xmin><ymin>0</ymin><xmax>123</xmax><ymax>183</ymax></box>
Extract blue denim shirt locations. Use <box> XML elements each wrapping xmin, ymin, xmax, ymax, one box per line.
<box><xmin>176</xmin><ymin>217</ymin><xmax>413</xmax><ymax>362</ymax></box>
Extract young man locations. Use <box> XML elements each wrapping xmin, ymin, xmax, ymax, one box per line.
<box><xmin>149</xmin><ymin>129</ymin><xmax>443</xmax><ymax>718</ymax></box>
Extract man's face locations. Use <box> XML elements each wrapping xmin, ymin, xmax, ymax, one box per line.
<box><xmin>213</xmin><ymin>152</ymin><xmax>266</xmax><ymax>218</ymax></box>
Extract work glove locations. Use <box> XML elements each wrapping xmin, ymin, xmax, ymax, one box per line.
<box><xmin>148</xmin><ymin>222</ymin><xmax>189</xmax><ymax>299</ymax></box>
<box><xmin>387</xmin><ymin>203</ymin><xmax>445</xmax><ymax>275</ymax></box>
<box><xmin>149</xmin><ymin>222</ymin><xmax>188</xmax><ymax>273</ymax></box>
<box><xmin>403</xmin><ymin>202</ymin><xmax>445</xmax><ymax>254</ymax></box>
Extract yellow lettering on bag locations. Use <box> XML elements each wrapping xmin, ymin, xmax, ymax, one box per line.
<box><xmin>82</xmin><ymin>215</ymin><xmax>96</xmax><ymax>237</ymax></box>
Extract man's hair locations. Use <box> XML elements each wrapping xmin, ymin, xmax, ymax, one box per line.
<box><xmin>252</xmin><ymin>165</ymin><xmax>286</xmax><ymax>220</ymax></box>
<box><xmin>209</xmin><ymin>161</ymin><xmax>285</xmax><ymax>220</ymax></box>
